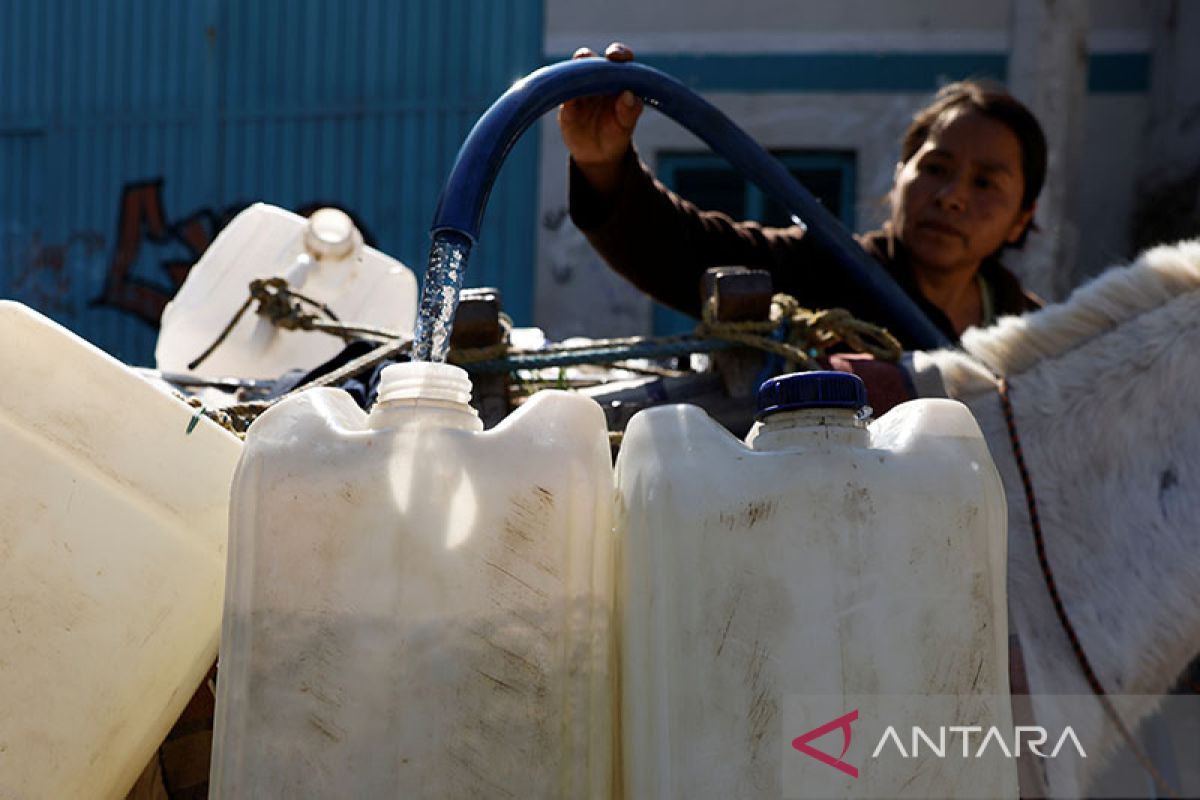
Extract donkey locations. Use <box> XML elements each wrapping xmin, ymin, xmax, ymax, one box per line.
<box><xmin>912</xmin><ymin>240</ymin><xmax>1200</xmax><ymax>797</ymax></box>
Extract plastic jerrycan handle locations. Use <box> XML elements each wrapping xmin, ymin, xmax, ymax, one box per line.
<box><xmin>429</xmin><ymin>58</ymin><xmax>951</xmax><ymax>351</ymax></box>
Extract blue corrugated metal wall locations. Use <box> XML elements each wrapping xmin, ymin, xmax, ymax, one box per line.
<box><xmin>0</xmin><ymin>0</ymin><xmax>543</xmax><ymax>365</ymax></box>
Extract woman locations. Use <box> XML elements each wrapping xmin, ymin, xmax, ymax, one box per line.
<box><xmin>559</xmin><ymin>43</ymin><xmax>1046</xmax><ymax>348</ymax></box>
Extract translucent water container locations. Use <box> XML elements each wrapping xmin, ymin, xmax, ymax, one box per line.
<box><xmin>0</xmin><ymin>301</ymin><xmax>243</xmax><ymax>799</ymax></box>
<box><xmin>155</xmin><ymin>203</ymin><xmax>417</xmax><ymax>381</ymax></box>
<box><xmin>615</xmin><ymin>372</ymin><xmax>1013</xmax><ymax>799</ymax></box>
<box><xmin>210</xmin><ymin>362</ymin><xmax>614</xmax><ymax>798</ymax></box>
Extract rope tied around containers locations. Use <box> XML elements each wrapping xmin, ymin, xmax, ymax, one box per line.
<box><xmin>696</xmin><ymin>293</ymin><xmax>902</xmax><ymax>371</ymax></box>
<box><xmin>187</xmin><ymin>277</ymin><xmax>402</xmax><ymax>371</ymax></box>
<box><xmin>452</xmin><ymin>294</ymin><xmax>901</xmax><ymax>372</ymax></box>
<box><xmin>182</xmin><ymin>278</ymin><xmax>901</xmax><ymax>436</ymax></box>
<box><xmin>184</xmin><ymin>338</ymin><xmax>411</xmax><ymax>437</ymax></box>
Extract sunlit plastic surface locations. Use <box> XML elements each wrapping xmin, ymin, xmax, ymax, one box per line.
<box><xmin>0</xmin><ymin>301</ymin><xmax>242</xmax><ymax>799</ymax></box>
<box><xmin>615</xmin><ymin>398</ymin><xmax>1014</xmax><ymax>799</ymax></box>
<box><xmin>210</xmin><ymin>363</ymin><xmax>614</xmax><ymax>798</ymax></box>
<box><xmin>156</xmin><ymin>203</ymin><xmax>417</xmax><ymax>381</ymax></box>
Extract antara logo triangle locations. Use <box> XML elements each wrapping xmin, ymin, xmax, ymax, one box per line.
<box><xmin>792</xmin><ymin>709</ymin><xmax>860</xmax><ymax>778</ymax></box>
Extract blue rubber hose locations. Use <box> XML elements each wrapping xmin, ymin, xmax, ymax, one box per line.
<box><xmin>429</xmin><ymin>58</ymin><xmax>951</xmax><ymax>351</ymax></box>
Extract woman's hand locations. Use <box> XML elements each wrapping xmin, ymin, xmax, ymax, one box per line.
<box><xmin>557</xmin><ymin>42</ymin><xmax>644</xmax><ymax>197</ymax></box>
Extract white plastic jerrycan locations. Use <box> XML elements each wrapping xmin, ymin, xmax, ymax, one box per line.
<box><xmin>210</xmin><ymin>362</ymin><xmax>615</xmax><ymax>798</ymax></box>
<box><xmin>0</xmin><ymin>301</ymin><xmax>243</xmax><ymax>800</ymax></box>
<box><xmin>615</xmin><ymin>371</ymin><xmax>1014</xmax><ymax>800</ymax></box>
<box><xmin>156</xmin><ymin>203</ymin><xmax>417</xmax><ymax>381</ymax></box>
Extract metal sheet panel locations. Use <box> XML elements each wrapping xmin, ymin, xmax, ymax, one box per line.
<box><xmin>0</xmin><ymin>0</ymin><xmax>543</xmax><ymax>365</ymax></box>
<box><xmin>217</xmin><ymin>0</ymin><xmax>544</xmax><ymax>337</ymax></box>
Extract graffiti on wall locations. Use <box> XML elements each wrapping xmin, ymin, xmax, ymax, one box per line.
<box><xmin>95</xmin><ymin>180</ymin><xmax>244</xmax><ymax>327</ymax></box>
<box><xmin>5</xmin><ymin>176</ymin><xmax>377</xmax><ymax>366</ymax></box>
<box><xmin>6</xmin><ymin>230</ymin><xmax>107</xmax><ymax>316</ymax></box>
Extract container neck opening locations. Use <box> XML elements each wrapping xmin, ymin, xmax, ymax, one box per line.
<box><xmin>375</xmin><ymin>362</ymin><xmax>474</xmax><ymax>407</ymax></box>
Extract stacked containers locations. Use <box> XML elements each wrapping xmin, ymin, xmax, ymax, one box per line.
<box><xmin>210</xmin><ymin>362</ymin><xmax>615</xmax><ymax>798</ymax></box>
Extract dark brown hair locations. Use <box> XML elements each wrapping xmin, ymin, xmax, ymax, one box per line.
<box><xmin>901</xmin><ymin>80</ymin><xmax>1047</xmax><ymax>245</ymax></box>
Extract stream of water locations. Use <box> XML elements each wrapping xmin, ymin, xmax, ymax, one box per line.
<box><xmin>411</xmin><ymin>233</ymin><xmax>472</xmax><ymax>363</ymax></box>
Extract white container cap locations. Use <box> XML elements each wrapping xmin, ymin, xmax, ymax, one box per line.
<box><xmin>304</xmin><ymin>207</ymin><xmax>361</xmax><ymax>260</ymax></box>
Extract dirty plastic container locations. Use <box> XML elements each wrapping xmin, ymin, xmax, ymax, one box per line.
<box><xmin>615</xmin><ymin>372</ymin><xmax>1013</xmax><ymax>799</ymax></box>
<box><xmin>155</xmin><ymin>203</ymin><xmax>417</xmax><ymax>381</ymax></box>
<box><xmin>0</xmin><ymin>301</ymin><xmax>243</xmax><ymax>799</ymax></box>
<box><xmin>210</xmin><ymin>362</ymin><xmax>614</xmax><ymax>798</ymax></box>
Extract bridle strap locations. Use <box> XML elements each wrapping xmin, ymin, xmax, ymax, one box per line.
<box><xmin>997</xmin><ymin>377</ymin><xmax>1178</xmax><ymax>798</ymax></box>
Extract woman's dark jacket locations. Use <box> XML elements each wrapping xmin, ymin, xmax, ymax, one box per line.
<box><xmin>568</xmin><ymin>150</ymin><xmax>1041</xmax><ymax>349</ymax></box>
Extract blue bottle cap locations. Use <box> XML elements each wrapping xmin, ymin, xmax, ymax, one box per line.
<box><xmin>755</xmin><ymin>371</ymin><xmax>868</xmax><ymax>419</ymax></box>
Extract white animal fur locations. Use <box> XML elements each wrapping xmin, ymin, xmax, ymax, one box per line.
<box><xmin>919</xmin><ymin>240</ymin><xmax>1200</xmax><ymax>797</ymax></box>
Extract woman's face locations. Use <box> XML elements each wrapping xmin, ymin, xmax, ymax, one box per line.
<box><xmin>890</xmin><ymin>108</ymin><xmax>1034</xmax><ymax>279</ymax></box>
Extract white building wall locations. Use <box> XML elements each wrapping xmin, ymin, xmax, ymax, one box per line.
<box><xmin>535</xmin><ymin>0</ymin><xmax>1154</xmax><ymax>338</ymax></box>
